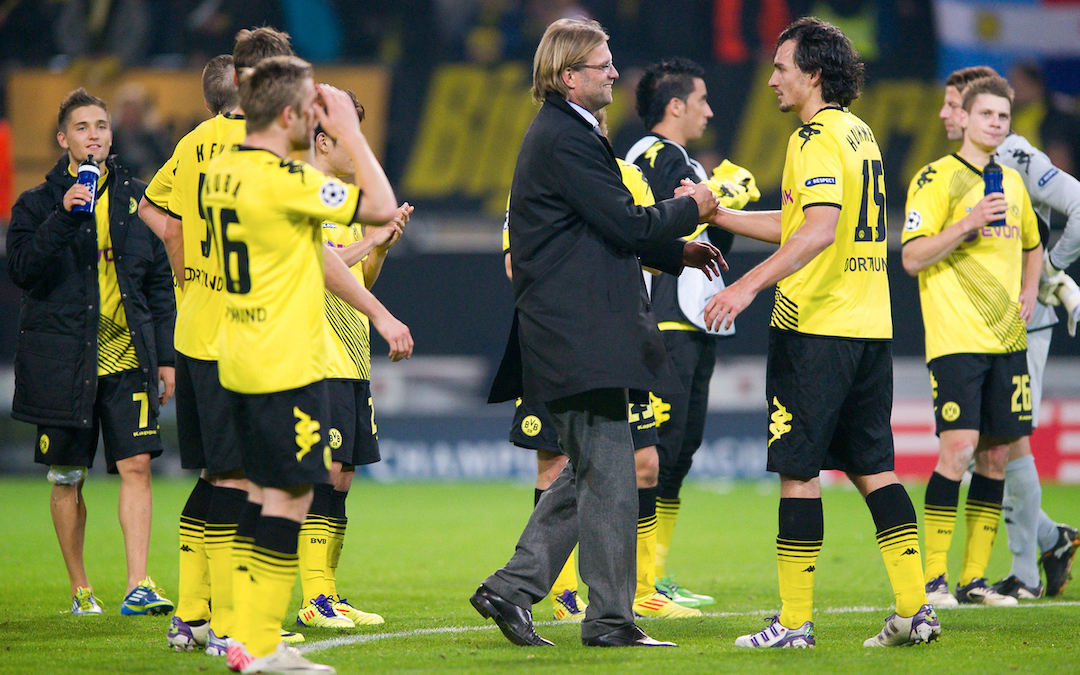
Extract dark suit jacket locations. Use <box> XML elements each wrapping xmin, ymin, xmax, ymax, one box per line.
<box><xmin>489</xmin><ymin>95</ymin><xmax>699</xmax><ymax>405</ymax></box>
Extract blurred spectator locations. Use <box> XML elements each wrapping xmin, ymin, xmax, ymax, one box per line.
<box><xmin>0</xmin><ymin>1</ymin><xmax>64</xmax><ymax>66</ymax></box>
<box><xmin>183</xmin><ymin>0</ymin><xmax>284</xmax><ymax>65</ymax></box>
<box><xmin>110</xmin><ymin>83</ymin><xmax>171</xmax><ymax>182</ymax></box>
<box><xmin>53</xmin><ymin>0</ymin><xmax>149</xmax><ymax>67</ymax></box>
<box><xmin>1010</xmin><ymin>61</ymin><xmax>1080</xmax><ymax>176</ymax></box>
<box><xmin>280</xmin><ymin>0</ymin><xmax>342</xmax><ymax>62</ymax></box>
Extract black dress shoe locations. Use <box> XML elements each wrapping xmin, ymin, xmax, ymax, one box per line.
<box><xmin>582</xmin><ymin>623</ymin><xmax>677</xmax><ymax>647</ymax></box>
<box><xmin>470</xmin><ymin>584</ymin><xmax>554</xmax><ymax>646</ymax></box>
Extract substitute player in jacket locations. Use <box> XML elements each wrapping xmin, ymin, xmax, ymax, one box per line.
<box><xmin>7</xmin><ymin>88</ymin><xmax>176</xmax><ymax>617</ymax></box>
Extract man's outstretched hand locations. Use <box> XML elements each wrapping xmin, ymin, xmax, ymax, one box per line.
<box><xmin>682</xmin><ymin>240</ymin><xmax>726</xmax><ymax>280</ymax></box>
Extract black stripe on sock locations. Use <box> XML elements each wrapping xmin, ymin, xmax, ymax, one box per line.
<box><xmin>925</xmin><ymin>472</ymin><xmax>961</xmax><ymax>508</ymax></box>
<box><xmin>778</xmin><ymin>497</ymin><xmax>824</xmax><ymax>541</ymax></box>
<box><xmin>255</xmin><ymin>516</ymin><xmax>302</xmax><ymax>557</ymax></box>
<box><xmin>865</xmin><ymin>483</ymin><xmax>918</xmax><ymax>534</ymax></box>
<box><xmin>236</xmin><ymin>501</ymin><xmax>262</xmax><ymax>542</ymax></box>
<box><xmin>330</xmin><ymin>490</ymin><xmax>348</xmax><ymax>520</ymax></box>
<box><xmin>182</xmin><ymin>477</ymin><xmax>214</xmax><ymax>520</ymax></box>
<box><xmin>207</xmin><ymin>486</ymin><xmax>248</xmax><ymax>528</ymax></box>
<box><xmin>638</xmin><ymin>486</ymin><xmax>658</xmax><ymax>520</ymax></box>
<box><xmin>967</xmin><ymin>472</ymin><xmax>1005</xmax><ymax>506</ymax></box>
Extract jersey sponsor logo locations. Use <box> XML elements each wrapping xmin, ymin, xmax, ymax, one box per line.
<box><xmin>804</xmin><ymin>177</ymin><xmax>836</xmax><ymax>187</ymax></box>
<box><xmin>904</xmin><ymin>210</ymin><xmax>922</xmax><ymax>232</ymax></box>
<box><xmin>520</xmin><ymin>415</ymin><xmax>542</xmax><ymax>437</ymax></box>
<box><xmin>319</xmin><ymin>180</ymin><xmax>349</xmax><ymax>208</ymax></box>
<box><xmin>768</xmin><ymin>396</ymin><xmax>792</xmax><ymax>447</ymax></box>
<box><xmin>977</xmin><ymin>224</ymin><xmax>1021</xmax><ymax>239</ymax></box>
<box><xmin>98</xmin><ymin>247</ymin><xmax>115</xmax><ymax>263</ymax></box>
<box><xmin>941</xmin><ymin>401</ymin><xmax>961</xmax><ymax>422</ymax></box>
<box><xmin>914</xmin><ymin>165</ymin><xmax>937</xmax><ymax>193</ymax></box>
<box><xmin>843</xmin><ymin>256</ymin><xmax>887</xmax><ymax>272</ymax></box>
<box><xmin>649</xmin><ymin>393</ymin><xmax>671</xmax><ymax>426</ymax></box>
<box><xmin>1038</xmin><ymin>168</ymin><xmax>1059</xmax><ymax>187</ymax></box>
<box><xmin>797</xmin><ymin>122</ymin><xmax>823</xmax><ymax>150</ymax></box>
<box><xmin>293</xmin><ymin>406</ymin><xmax>322</xmax><ymax>461</ymax></box>
<box><xmin>329</xmin><ymin>428</ymin><xmax>343</xmax><ymax>449</ymax></box>
<box><xmin>39</xmin><ymin>434</ymin><xmax>49</xmax><ymax>454</ymax></box>
<box><xmin>781</xmin><ymin>189</ymin><xmax>793</xmax><ymax>206</ymax></box>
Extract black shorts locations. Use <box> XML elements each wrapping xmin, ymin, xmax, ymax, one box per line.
<box><xmin>228</xmin><ymin>380</ymin><xmax>332</xmax><ymax>488</ymax></box>
<box><xmin>326</xmin><ymin>379</ymin><xmax>380</xmax><ymax>467</ymax></box>
<box><xmin>35</xmin><ymin>370</ymin><xmax>163</xmax><ymax>474</ymax></box>
<box><xmin>175</xmin><ymin>354</ymin><xmax>243</xmax><ymax>475</ymax></box>
<box><xmin>928</xmin><ymin>351</ymin><xmax>1033</xmax><ymax>438</ymax></box>
<box><xmin>510</xmin><ymin>391</ymin><xmax>658</xmax><ymax>454</ymax></box>
<box><xmin>765</xmin><ymin>330</ymin><xmax>894</xmax><ymax>478</ymax></box>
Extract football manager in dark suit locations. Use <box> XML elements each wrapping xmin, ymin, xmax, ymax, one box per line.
<box><xmin>473</xmin><ymin>18</ymin><xmax>720</xmax><ymax>648</ymax></box>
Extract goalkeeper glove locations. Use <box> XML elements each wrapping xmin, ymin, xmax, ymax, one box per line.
<box><xmin>1055</xmin><ymin>273</ymin><xmax>1079</xmax><ymax>337</ymax></box>
<box><xmin>706</xmin><ymin>160</ymin><xmax>760</xmax><ymax>210</ymax></box>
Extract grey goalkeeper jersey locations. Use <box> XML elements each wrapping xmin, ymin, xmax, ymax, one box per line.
<box><xmin>996</xmin><ymin>133</ymin><xmax>1080</xmax><ymax>331</ymax></box>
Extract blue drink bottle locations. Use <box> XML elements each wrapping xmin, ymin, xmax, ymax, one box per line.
<box><xmin>71</xmin><ymin>155</ymin><xmax>99</xmax><ymax>220</ymax></box>
<box><xmin>983</xmin><ymin>156</ymin><xmax>1005</xmax><ymax>228</ymax></box>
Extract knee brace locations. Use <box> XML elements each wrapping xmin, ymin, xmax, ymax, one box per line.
<box><xmin>47</xmin><ymin>466</ymin><xmax>87</xmax><ymax>486</ymax></box>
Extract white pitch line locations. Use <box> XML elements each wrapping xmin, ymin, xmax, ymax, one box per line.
<box><xmin>299</xmin><ymin>600</ymin><xmax>1080</xmax><ymax>654</ymax></box>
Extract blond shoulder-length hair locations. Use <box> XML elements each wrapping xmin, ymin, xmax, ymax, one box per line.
<box><xmin>531</xmin><ymin>18</ymin><xmax>609</xmax><ymax>103</ymax></box>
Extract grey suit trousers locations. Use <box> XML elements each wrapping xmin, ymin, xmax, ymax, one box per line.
<box><xmin>484</xmin><ymin>388</ymin><xmax>637</xmax><ymax>639</ymax></box>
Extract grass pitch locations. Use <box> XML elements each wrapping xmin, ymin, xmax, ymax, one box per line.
<box><xmin>0</xmin><ymin>478</ymin><xmax>1078</xmax><ymax>674</ymax></box>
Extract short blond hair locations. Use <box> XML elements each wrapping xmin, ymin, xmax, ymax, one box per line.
<box><xmin>531</xmin><ymin>18</ymin><xmax>609</xmax><ymax>103</ymax></box>
<box><xmin>239</xmin><ymin>55</ymin><xmax>312</xmax><ymax>132</ymax></box>
<box><xmin>961</xmin><ymin>75</ymin><xmax>1014</xmax><ymax>112</ymax></box>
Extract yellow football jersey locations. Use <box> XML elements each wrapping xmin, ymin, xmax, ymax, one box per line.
<box><xmin>162</xmin><ymin>113</ymin><xmax>247</xmax><ymax>361</ymax></box>
<box><xmin>502</xmin><ymin>159</ymin><xmax>655</xmax><ymax>253</ymax></box>
<box><xmin>144</xmin><ymin>152</ymin><xmax>178</xmax><ymax>215</ymax></box>
<box><xmin>202</xmin><ymin>146</ymin><xmax>361</xmax><ymax>394</ymax></box>
<box><xmin>92</xmin><ymin>178</ymin><xmax>139</xmax><ymax>376</ymax></box>
<box><xmin>322</xmin><ymin>222</ymin><xmax>371</xmax><ymax>381</ymax></box>
<box><xmin>774</xmin><ymin>107</ymin><xmax>891</xmax><ymax>340</ymax></box>
<box><xmin>902</xmin><ymin>153</ymin><xmax>1040</xmax><ymax>361</ymax></box>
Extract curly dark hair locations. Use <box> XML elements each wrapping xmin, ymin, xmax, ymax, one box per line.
<box><xmin>635</xmin><ymin>57</ymin><xmax>706</xmax><ymax>130</ymax></box>
<box><xmin>776</xmin><ymin>17</ymin><xmax>864</xmax><ymax>108</ymax></box>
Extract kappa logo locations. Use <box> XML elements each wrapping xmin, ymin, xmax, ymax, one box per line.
<box><xmin>643</xmin><ymin>140</ymin><xmax>665</xmax><ymax>168</ymax></box>
<box><xmin>798</xmin><ymin>122</ymin><xmax>822</xmax><ymax>150</ymax></box>
<box><xmin>649</xmin><ymin>393</ymin><xmax>672</xmax><ymax>426</ymax></box>
<box><xmin>901</xmin><ymin>548</ymin><xmax>918</xmax><ymax>556</ymax></box>
<box><xmin>768</xmin><ymin>397</ymin><xmax>792</xmax><ymax>447</ymax></box>
<box><xmin>914</xmin><ymin>165</ymin><xmax>937</xmax><ymax>192</ymax></box>
<box><xmin>320</xmin><ymin>180</ymin><xmax>349</xmax><ymax>208</ymax></box>
<box><xmin>803</xmin><ymin>565</ymin><xmax>816</xmax><ymax>573</ymax></box>
<box><xmin>180</xmin><ymin>544</ymin><xmax>194</xmax><ymax>553</ymax></box>
<box><xmin>1010</xmin><ymin>148</ymin><xmax>1032</xmax><ymax>174</ymax></box>
<box><xmin>293</xmin><ymin>406</ymin><xmax>322</xmax><ymax>461</ymax></box>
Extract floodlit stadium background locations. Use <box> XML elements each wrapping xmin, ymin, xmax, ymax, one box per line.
<box><xmin>0</xmin><ymin>0</ymin><xmax>1079</xmax><ymax>482</ymax></box>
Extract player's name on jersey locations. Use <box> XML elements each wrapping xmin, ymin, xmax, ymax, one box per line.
<box><xmin>843</xmin><ymin>255</ymin><xmax>888</xmax><ymax>273</ymax></box>
<box><xmin>183</xmin><ymin>266</ymin><xmax>225</xmax><ymax>291</ymax></box>
<box><xmin>204</xmin><ymin>171</ymin><xmax>242</xmax><ymax>199</ymax></box>
<box><xmin>843</xmin><ymin>123</ymin><xmax>876</xmax><ymax>152</ymax></box>
<box><xmin>194</xmin><ymin>142</ymin><xmax>231</xmax><ymax>164</ymax></box>
<box><xmin>226</xmin><ymin>306</ymin><xmax>268</xmax><ymax>323</ymax></box>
